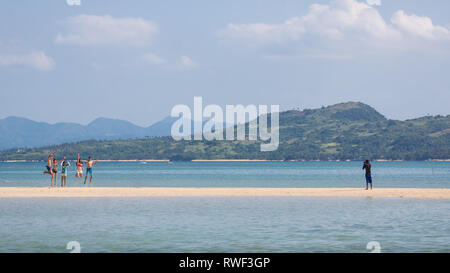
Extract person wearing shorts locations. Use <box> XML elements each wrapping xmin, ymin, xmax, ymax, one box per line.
<box><xmin>43</xmin><ymin>151</ymin><xmax>55</xmax><ymax>187</ymax></box>
<box><xmin>60</xmin><ymin>158</ymin><xmax>70</xmax><ymax>187</ymax></box>
<box><xmin>84</xmin><ymin>156</ymin><xmax>98</xmax><ymax>185</ymax></box>
<box><xmin>363</xmin><ymin>159</ymin><xmax>373</xmax><ymax>190</ymax></box>
<box><xmin>51</xmin><ymin>158</ymin><xmax>60</xmax><ymax>187</ymax></box>
<box><xmin>75</xmin><ymin>153</ymin><xmax>83</xmax><ymax>178</ymax></box>
<box><xmin>76</xmin><ymin>164</ymin><xmax>83</xmax><ymax>177</ymax></box>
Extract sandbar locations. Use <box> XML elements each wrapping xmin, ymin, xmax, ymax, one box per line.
<box><xmin>0</xmin><ymin>187</ymin><xmax>449</xmax><ymax>199</ymax></box>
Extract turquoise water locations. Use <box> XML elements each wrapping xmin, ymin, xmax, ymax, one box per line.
<box><xmin>0</xmin><ymin>161</ymin><xmax>449</xmax><ymax>253</ymax></box>
<box><xmin>0</xmin><ymin>161</ymin><xmax>449</xmax><ymax>188</ymax></box>
<box><xmin>0</xmin><ymin>197</ymin><xmax>449</xmax><ymax>252</ymax></box>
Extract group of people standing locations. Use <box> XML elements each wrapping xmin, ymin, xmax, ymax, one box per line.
<box><xmin>43</xmin><ymin>152</ymin><xmax>98</xmax><ymax>187</ymax></box>
<box><xmin>42</xmin><ymin>151</ymin><xmax>373</xmax><ymax>189</ymax></box>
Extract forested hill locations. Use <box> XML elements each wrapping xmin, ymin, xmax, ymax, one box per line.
<box><xmin>1</xmin><ymin>102</ymin><xmax>449</xmax><ymax>161</ymax></box>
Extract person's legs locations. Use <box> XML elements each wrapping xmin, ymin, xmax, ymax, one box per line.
<box><xmin>44</xmin><ymin>166</ymin><xmax>52</xmax><ymax>175</ymax></box>
<box><xmin>48</xmin><ymin>167</ymin><xmax>53</xmax><ymax>186</ymax></box>
<box><xmin>85</xmin><ymin>168</ymin><xmax>93</xmax><ymax>184</ymax></box>
<box><xmin>365</xmin><ymin>174</ymin><xmax>371</xmax><ymax>190</ymax></box>
<box><xmin>61</xmin><ymin>175</ymin><xmax>64</xmax><ymax>187</ymax></box>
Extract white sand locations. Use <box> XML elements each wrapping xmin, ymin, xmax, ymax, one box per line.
<box><xmin>0</xmin><ymin>187</ymin><xmax>449</xmax><ymax>199</ymax></box>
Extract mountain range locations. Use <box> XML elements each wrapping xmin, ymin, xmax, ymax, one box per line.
<box><xmin>0</xmin><ymin>115</ymin><xmax>233</xmax><ymax>151</ymax></box>
<box><xmin>0</xmin><ymin>116</ymin><xmax>180</xmax><ymax>150</ymax></box>
<box><xmin>1</xmin><ymin>102</ymin><xmax>449</xmax><ymax>161</ymax></box>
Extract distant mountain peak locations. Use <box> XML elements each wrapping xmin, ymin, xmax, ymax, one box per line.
<box><xmin>88</xmin><ymin>117</ymin><xmax>136</xmax><ymax>125</ymax></box>
<box><xmin>2</xmin><ymin>116</ymin><xmax>40</xmax><ymax>123</ymax></box>
<box><xmin>324</xmin><ymin>101</ymin><xmax>386</xmax><ymax>122</ymax></box>
<box><xmin>282</xmin><ymin>102</ymin><xmax>385</xmax><ymax>123</ymax></box>
<box><xmin>326</xmin><ymin>101</ymin><xmax>368</xmax><ymax>109</ymax></box>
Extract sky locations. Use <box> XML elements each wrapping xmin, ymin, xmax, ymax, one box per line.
<box><xmin>0</xmin><ymin>0</ymin><xmax>449</xmax><ymax>126</ymax></box>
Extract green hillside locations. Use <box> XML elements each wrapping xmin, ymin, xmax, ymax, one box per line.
<box><xmin>1</xmin><ymin>102</ymin><xmax>449</xmax><ymax>161</ymax></box>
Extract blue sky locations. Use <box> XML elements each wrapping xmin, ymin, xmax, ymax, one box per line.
<box><xmin>1</xmin><ymin>0</ymin><xmax>449</xmax><ymax>126</ymax></box>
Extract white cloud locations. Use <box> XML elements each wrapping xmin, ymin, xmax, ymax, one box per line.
<box><xmin>177</xmin><ymin>56</ymin><xmax>197</xmax><ymax>70</ymax></box>
<box><xmin>0</xmin><ymin>51</ymin><xmax>55</xmax><ymax>70</ymax></box>
<box><xmin>219</xmin><ymin>0</ymin><xmax>450</xmax><ymax>55</ymax></box>
<box><xmin>55</xmin><ymin>15</ymin><xmax>158</xmax><ymax>46</ymax></box>
<box><xmin>391</xmin><ymin>10</ymin><xmax>450</xmax><ymax>40</ymax></box>
<box><xmin>366</xmin><ymin>0</ymin><xmax>381</xmax><ymax>6</ymax></box>
<box><xmin>220</xmin><ymin>0</ymin><xmax>398</xmax><ymax>45</ymax></box>
<box><xmin>142</xmin><ymin>53</ymin><xmax>167</xmax><ymax>65</ymax></box>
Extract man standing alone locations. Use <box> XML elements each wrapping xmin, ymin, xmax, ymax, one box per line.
<box><xmin>363</xmin><ymin>159</ymin><xmax>373</xmax><ymax>190</ymax></box>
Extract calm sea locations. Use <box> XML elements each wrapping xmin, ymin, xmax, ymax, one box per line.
<box><xmin>0</xmin><ymin>161</ymin><xmax>449</xmax><ymax>253</ymax></box>
<box><xmin>0</xmin><ymin>197</ymin><xmax>449</xmax><ymax>253</ymax></box>
<box><xmin>0</xmin><ymin>161</ymin><xmax>449</xmax><ymax>188</ymax></box>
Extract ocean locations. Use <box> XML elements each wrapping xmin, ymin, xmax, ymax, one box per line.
<box><xmin>0</xmin><ymin>161</ymin><xmax>449</xmax><ymax>188</ymax></box>
<box><xmin>0</xmin><ymin>161</ymin><xmax>449</xmax><ymax>253</ymax></box>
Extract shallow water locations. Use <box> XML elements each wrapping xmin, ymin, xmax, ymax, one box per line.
<box><xmin>0</xmin><ymin>161</ymin><xmax>449</xmax><ymax>188</ymax></box>
<box><xmin>0</xmin><ymin>197</ymin><xmax>448</xmax><ymax>253</ymax></box>
<box><xmin>1</xmin><ymin>161</ymin><xmax>449</xmax><ymax>253</ymax></box>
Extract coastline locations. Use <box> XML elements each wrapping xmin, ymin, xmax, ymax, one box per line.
<box><xmin>0</xmin><ymin>187</ymin><xmax>449</xmax><ymax>199</ymax></box>
<box><xmin>1</xmin><ymin>159</ymin><xmax>450</xmax><ymax>163</ymax></box>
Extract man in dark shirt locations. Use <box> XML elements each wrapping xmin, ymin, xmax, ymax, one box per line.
<box><xmin>363</xmin><ymin>159</ymin><xmax>372</xmax><ymax>190</ymax></box>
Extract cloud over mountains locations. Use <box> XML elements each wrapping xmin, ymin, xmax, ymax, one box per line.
<box><xmin>219</xmin><ymin>0</ymin><xmax>450</xmax><ymax>56</ymax></box>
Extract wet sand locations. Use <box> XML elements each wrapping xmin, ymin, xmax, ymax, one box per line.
<box><xmin>0</xmin><ymin>187</ymin><xmax>449</xmax><ymax>199</ymax></box>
